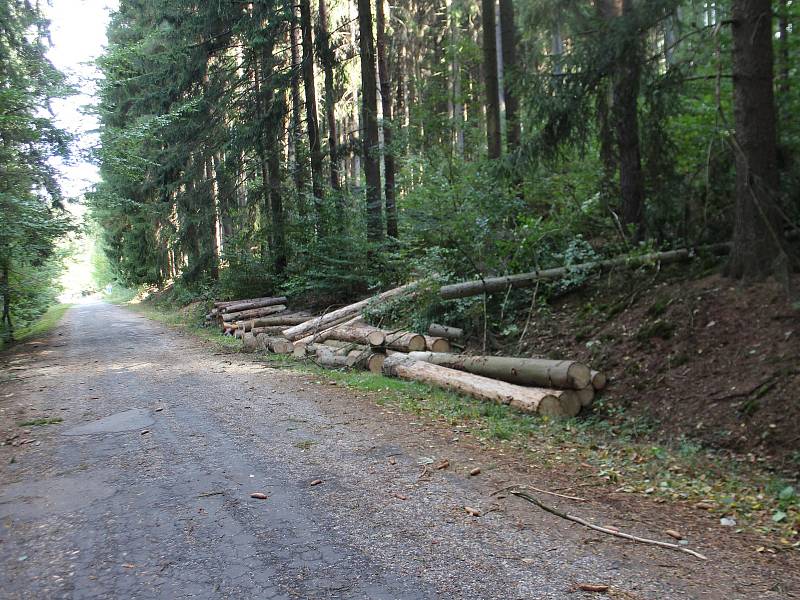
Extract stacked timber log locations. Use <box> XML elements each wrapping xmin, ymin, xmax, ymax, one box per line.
<box><xmin>209</xmin><ymin>284</ymin><xmax>607</xmax><ymax>418</ymax></box>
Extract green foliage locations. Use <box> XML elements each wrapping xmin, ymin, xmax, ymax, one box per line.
<box><xmin>0</xmin><ymin>1</ymin><xmax>74</xmax><ymax>342</ymax></box>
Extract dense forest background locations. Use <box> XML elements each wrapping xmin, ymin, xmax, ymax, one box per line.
<box><xmin>2</xmin><ymin>0</ymin><xmax>799</xmax><ymax>342</ymax></box>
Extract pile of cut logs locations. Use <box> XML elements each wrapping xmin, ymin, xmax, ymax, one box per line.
<box><xmin>207</xmin><ymin>291</ymin><xmax>606</xmax><ymax>418</ymax></box>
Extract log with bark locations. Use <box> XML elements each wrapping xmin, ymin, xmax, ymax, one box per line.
<box><xmin>590</xmin><ymin>370</ymin><xmax>607</xmax><ymax>390</ymax></box>
<box><xmin>428</xmin><ymin>323</ymin><xmax>464</xmax><ymax>340</ymax></box>
<box><xmin>242</xmin><ymin>332</ymin><xmax>258</xmax><ymax>352</ymax></box>
<box><xmin>251</xmin><ymin>314</ymin><xmax>310</xmax><ymax>327</ymax></box>
<box><xmin>575</xmin><ymin>386</ymin><xmax>595</xmax><ymax>407</ymax></box>
<box><xmin>282</xmin><ymin>283</ymin><xmax>417</xmax><ymax>340</ymax></box>
<box><xmin>404</xmin><ymin>352</ymin><xmax>591</xmax><ymax>390</ymax></box>
<box><xmin>423</xmin><ymin>336</ymin><xmax>451</xmax><ymax>353</ymax></box>
<box><xmin>323</xmin><ymin>322</ymin><xmax>386</xmax><ymax>346</ymax></box>
<box><xmin>256</xmin><ymin>334</ymin><xmax>293</xmax><ymax>354</ymax></box>
<box><xmin>438</xmin><ymin>246</ymin><xmax>729</xmax><ymax>300</ymax></box>
<box><xmin>222</xmin><ymin>304</ymin><xmax>287</xmax><ymax>323</ymax></box>
<box><xmin>384</xmin><ymin>331</ymin><xmax>426</xmax><ymax>352</ymax></box>
<box><xmin>221</xmin><ymin>296</ymin><xmax>288</xmax><ymax>313</ymax></box>
<box><xmin>382</xmin><ymin>355</ymin><xmax>580</xmax><ymax>417</ymax></box>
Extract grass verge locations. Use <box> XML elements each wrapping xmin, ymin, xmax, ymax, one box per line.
<box><xmin>122</xmin><ymin>292</ymin><xmax>799</xmax><ymax>551</ymax></box>
<box><xmin>0</xmin><ymin>303</ymin><xmax>72</xmax><ymax>351</ymax></box>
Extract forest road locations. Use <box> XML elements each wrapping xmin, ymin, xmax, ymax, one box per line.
<box><xmin>0</xmin><ymin>301</ymin><xmax>787</xmax><ymax>599</ymax></box>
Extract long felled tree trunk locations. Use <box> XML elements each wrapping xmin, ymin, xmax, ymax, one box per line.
<box><xmin>727</xmin><ymin>0</ymin><xmax>786</xmax><ymax>280</ymax></box>
<box><xmin>299</xmin><ymin>0</ymin><xmax>326</xmax><ymax>234</ymax></box>
<box><xmin>358</xmin><ymin>0</ymin><xmax>384</xmax><ymax>241</ymax></box>
<box><xmin>481</xmin><ymin>0</ymin><xmax>501</xmax><ymax>159</ymax></box>
<box><xmin>376</xmin><ymin>0</ymin><xmax>397</xmax><ymax>238</ymax></box>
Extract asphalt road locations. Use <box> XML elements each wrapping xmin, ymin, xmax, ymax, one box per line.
<box><xmin>0</xmin><ymin>301</ymin><xmax>782</xmax><ymax>599</ymax></box>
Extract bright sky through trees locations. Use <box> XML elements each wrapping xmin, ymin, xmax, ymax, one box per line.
<box><xmin>45</xmin><ymin>0</ymin><xmax>117</xmax><ymax>200</ymax></box>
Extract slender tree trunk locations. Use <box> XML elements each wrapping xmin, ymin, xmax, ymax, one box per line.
<box><xmin>358</xmin><ymin>0</ymin><xmax>384</xmax><ymax>241</ymax></box>
<box><xmin>778</xmin><ymin>0</ymin><xmax>790</xmax><ymax>98</ymax></box>
<box><xmin>498</xmin><ymin>0</ymin><xmax>520</xmax><ymax>152</ymax></box>
<box><xmin>727</xmin><ymin>0</ymin><xmax>785</xmax><ymax>280</ymax></box>
<box><xmin>318</xmin><ymin>0</ymin><xmax>341</xmax><ymax>193</ymax></box>
<box><xmin>299</xmin><ymin>0</ymin><xmax>326</xmax><ymax>233</ymax></box>
<box><xmin>205</xmin><ymin>158</ymin><xmax>220</xmax><ymax>279</ymax></box>
<box><xmin>481</xmin><ymin>0</ymin><xmax>501</xmax><ymax>159</ymax></box>
<box><xmin>611</xmin><ymin>0</ymin><xmax>645</xmax><ymax>241</ymax></box>
<box><xmin>290</xmin><ymin>8</ymin><xmax>308</xmax><ymax>204</ymax></box>
<box><xmin>1</xmin><ymin>261</ymin><xmax>12</xmax><ymax>343</ymax></box>
<box><xmin>376</xmin><ymin>0</ymin><xmax>397</xmax><ymax>238</ymax></box>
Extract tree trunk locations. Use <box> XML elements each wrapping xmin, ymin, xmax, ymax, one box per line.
<box><xmin>376</xmin><ymin>0</ymin><xmax>398</xmax><ymax>238</ymax></box>
<box><xmin>428</xmin><ymin>323</ymin><xmax>463</xmax><ymax>340</ymax></box>
<box><xmin>382</xmin><ymin>355</ymin><xmax>581</xmax><ymax>417</ymax></box>
<box><xmin>324</xmin><ymin>322</ymin><xmax>387</xmax><ymax>346</ymax></box>
<box><xmin>221</xmin><ymin>296</ymin><xmax>288</xmax><ymax>313</ymax></box>
<box><xmin>290</xmin><ymin>8</ymin><xmax>308</xmax><ymax>201</ymax></box>
<box><xmin>358</xmin><ymin>0</ymin><xmax>384</xmax><ymax>241</ymax></box>
<box><xmin>423</xmin><ymin>336</ymin><xmax>451</xmax><ymax>352</ymax></box>
<box><xmin>383</xmin><ymin>331</ymin><xmax>426</xmax><ymax>352</ymax></box>
<box><xmin>222</xmin><ymin>304</ymin><xmax>287</xmax><ymax>322</ymax></box>
<box><xmin>727</xmin><ymin>0</ymin><xmax>785</xmax><ymax>280</ymax></box>
<box><xmin>1</xmin><ymin>261</ymin><xmax>12</xmax><ymax>343</ymax></box>
<box><xmin>317</xmin><ymin>0</ymin><xmax>341</xmax><ymax>193</ymax></box>
<box><xmin>481</xmin><ymin>0</ymin><xmax>502</xmax><ymax>158</ymax></box>
<box><xmin>299</xmin><ymin>0</ymin><xmax>326</xmax><ymax>233</ymax></box>
<box><xmin>498</xmin><ymin>0</ymin><xmax>520</xmax><ymax>151</ymax></box>
<box><xmin>438</xmin><ymin>245</ymin><xmax>729</xmax><ymax>299</ymax></box>
<box><xmin>283</xmin><ymin>282</ymin><xmax>416</xmax><ymax>340</ymax></box>
<box><xmin>612</xmin><ymin>0</ymin><xmax>645</xmax><ymax>241</ymax></box>
<box><xmin>405</xmin><ymin>352</ymin><xmax>592</xmax><ymax>389</ymax></box>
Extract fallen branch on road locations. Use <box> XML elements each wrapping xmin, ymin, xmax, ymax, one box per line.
<box><xmin>507</xmin><ymin>489</ymin><xmax>708</xmax><ymax>560</ymax></box>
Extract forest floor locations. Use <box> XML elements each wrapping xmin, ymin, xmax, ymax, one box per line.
<box><xmin>0</xmin><ymin>300</ymin><xmax>798</xmax><ymax>598</ymax></box>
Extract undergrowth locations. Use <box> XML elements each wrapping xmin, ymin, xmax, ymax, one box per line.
<box><xmin>0</xmin><ymin>303</ymin><xmax>72</xmax><ymax>351</ymax></box>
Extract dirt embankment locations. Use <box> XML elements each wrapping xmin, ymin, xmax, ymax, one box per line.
<box><xmin>517</xmin><ymin>269</ymin><xmax>799</xmax><ymax>470</ymax></box>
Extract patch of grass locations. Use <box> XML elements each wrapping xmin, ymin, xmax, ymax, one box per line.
<box><xmin>1</xmin><ymin>303</ymin><xmax>72</xmax><ymax>351</ymax></box>
<box><xmin>19</xmin><ymin>417</ymin><xmax>63</xmax><ymax>426</ymax></box>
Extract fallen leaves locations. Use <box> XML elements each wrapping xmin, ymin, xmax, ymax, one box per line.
<box><xmin>250</xmin><ymin>492</ymin><xmax>268</xmax><ymax>500</ymax></box>
<box><xmin>464</xmin><ymin>506</ymin><xmax>481</xmax><ymax>517</ymax></box>
<box><xmin>392</xmin><ymin>492</ymin><xmax>409</xmax><ymax>501</ymax></box>
<box><xmin>470</xmin><ymin>467</ymin><xmax>481</xmax><ymax>476</ymax></box>
<box><xmin>434</xmin><ymin>458</ymin><xmax>450</xmax><ymax>470</ymax></box>
<box><xmin>310</xmin><ymin>479</ymin><xmax>323</xmax><ymax>486</ymax></box>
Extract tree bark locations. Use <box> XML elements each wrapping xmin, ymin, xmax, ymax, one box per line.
<box><xmin>290</xmin><ymin>7</ymin><xmax>308</xmax><ymax>201</ymax></box>
<box><xmin>358</xmin><ymin>0</ymin><xmax>384</xmax><ymax>241</ymax></box>
<box><xmin>382</xmin><ymin>355</ymin><xmax>581</xmax><ymax>417</ymax></box>
<box><xmin>612</xmin><ymin>0</ymin><xmax>646</xmax><ymax>241</ymax></box>
<box><xmin>428</xmin><ymin>323</ymin><xmax>463</xmax><ymax>340</ymax></box>
<box><xmin>405</xmin><ymin>352</ymin><xmax>592</xmax><ymax>389</ymax></box>
<box><xmin>376</xmin><ymin>0</ymin><xmax>398</xmax><ymax>238</ymax></box>
<box><xmin>222</xmin><ymin>304</ymin><xmax>287</xmax><ymax>322</ymax></box>
<box><xmin>221</xmin><ymin>296</ymin><xmax>288</xmax><ymax>313</ymax></box>
<box><xmin>438</xmin><ymin>246</ymin><xmax>729</xmax><ymax>299</ymax></box>
<box><xmin>498</xmin><ymin>0</ymin><xmax>520</xmax><ymax>151</ymax></box>
<box><xmin>481</xmin><ymin>0</ymin><xmax>502</xmax><ymax>158</ymax></box>
<box><xmin>283</xmin><ymin>282</ymin><xmax>416</xmax><ymax>340</ymax></box>
<box><xmin>299</xmin><ymin>0</ymin><xmax>326</xmax><ymax>233</ymax></box>
<box><xmin>317</xmin><ymin>0</ymin><xmax>341</xmax><ymax>193</ymax></box>
<box><xmin>727</xmin><ymin>0</ymin><xmax>785</xmax><ymax>280</ymax></box>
